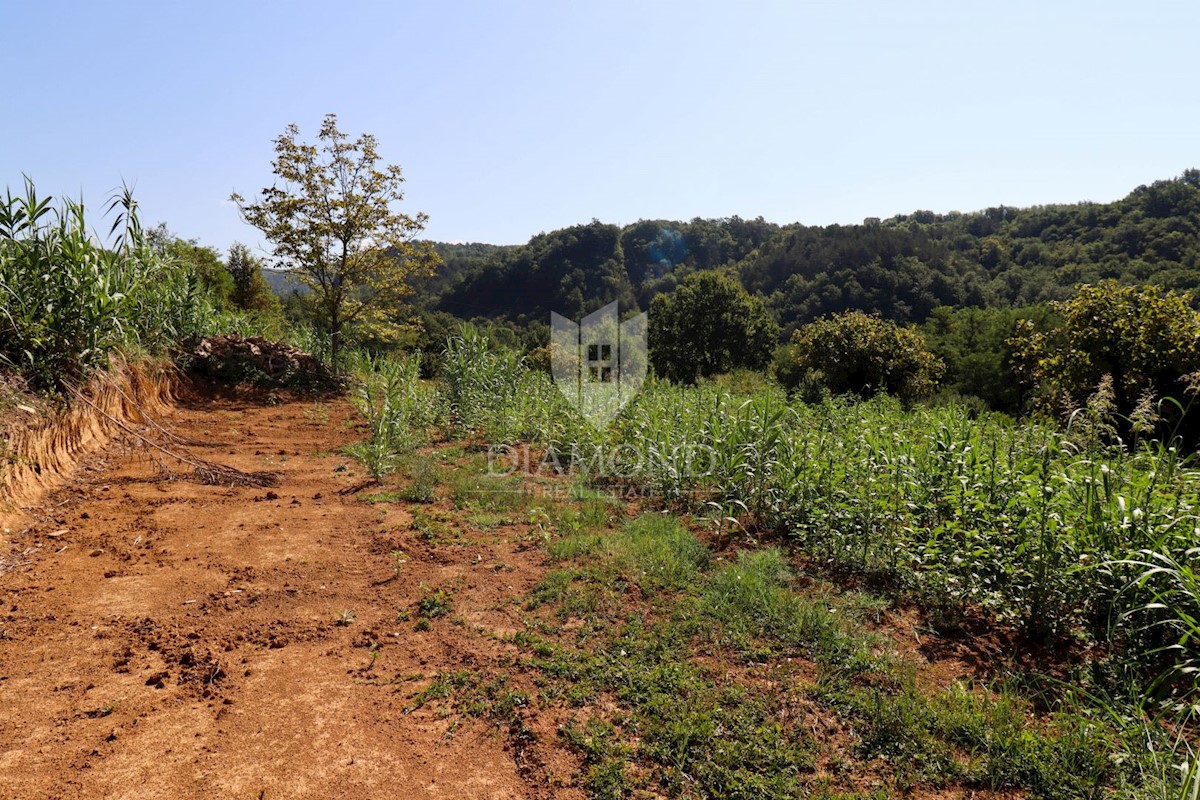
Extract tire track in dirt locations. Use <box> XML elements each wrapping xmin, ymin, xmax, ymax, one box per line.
<box><xmin>0</xmin><ymin>390</ymin><xmax>574</xmax><ymax>799</ymax></box>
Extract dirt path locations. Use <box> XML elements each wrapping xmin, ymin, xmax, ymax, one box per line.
<box><xmin>0</xmin><ymin>390</ymin><xmax>569</xmax><ymax>799</ymax></box>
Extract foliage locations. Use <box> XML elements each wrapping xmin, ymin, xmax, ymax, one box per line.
<box><xmin>744</xmin><ymin>170</ymin><xmax>1200</xmax><ymax>331</ymax></box>
<box><xmin>344</xmin><ymin>351</ymin><xmax>440</xmax><ymax>479</ymax></box>
<box><xmin>648</xmin><ymin>271</ymin><xmax>779</xmax><ymax>383</ymax></box>
<box><xmin>0</xmin><ymin>180</ymin><xmax>213</xmax><ymax>389</ymax></box>
<box><xmin>510</xmin><ymin>514</ymin><xmax>1151</xmax><ymax>798</ymax></box>
<box><xmin>419</xmin><ymin>241</ymin><xmax>514</xmax><ymax>299</ymax></box>
<box><xmin>438</xmin><ymin>217</ymin><xmax>777</xmax><ymax>324</ymax></box>
<box><xmin>232</xmin><ymin>113</ymin><xmax>440</xmax><ymax>367</ymax></box>
<box><xmin>419</xmin><ymin>338</ymin><xmax>1200</xmax><ymax>703</ymax></box>
<box><xmin>427</xmin><ymin>171</ymin><xmax>1200</xmax><ymax>384</ymax></box>
<box><xmin>921</xmin><ymin>305</ymin><xmax>1053</xmax><ymax>413</ymax></box>
<box><xmin>145</xmin><ymin>223</ymin><xmax>234</xmax><ymax>308</ymax></box>
<box><xmin>441</xmin><ymin>220</ymin><xmax>635</xmax><ymax>323</ymax></box>
<box><xmin>1012</xmin><ymin>281</ymin><xmax>1200</xmax><ymax>427</ymax></box>
<box><xmin>225</xmin><ymin>242</ymin><xmax>279</xmax><ymax>314</ymax></box>
<box><xmin>441</xmin><ymin>326</ymin><xmax>589</xmax><ymax>445</ymax></box>
<box><xmin>785</xmin><ymin>311</ymin><xmax>944</xmax><ymax>401</ymax></box>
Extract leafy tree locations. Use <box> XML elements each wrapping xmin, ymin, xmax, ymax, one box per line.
<box><xmin>785</xmin><ymin>311</ymin><xmax>943</xmax><ymax>401</ymax></box>
<box><xmin>428</xmin><ymin>170</ymin><xmax>1200</xmax><ymax>348</ymax></box>
<box><xmin>225</xmin><ymin>242</ymin><xmax>278</xmax><ymax>313</ymax></box>
<box><xmin>649</xmin><ymin>271</ymin><xmax>778</xmax><ymax>382</ymax></box>
<box><xmin>231</xmin><ymin>113</ymin><xmax>439</xmax><ymax>366</ymax></box>
<box><xmin>440</xmin><ymin>221</ymin><xmax>634</xmax><ymax>323</ymax></box>
<box><xmin>922</xmin><ymin>305</ymin><xmax>1053</xmax><ymax>413</ymax></box>
<box><xmin>146</xmin><ymin>223</ymin><xmax>233</xmax><ymax>307</ymax></box>
<box><xmin>1011</xmin><ymin>281</ymin><xmax>1200</xmax><ymax>421</ymax></box>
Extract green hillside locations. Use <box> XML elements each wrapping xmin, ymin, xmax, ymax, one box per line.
<box><xmin>433</xmin><ymin>171</ymin><xmax>1200</xmax><ymax>335</ymax></box>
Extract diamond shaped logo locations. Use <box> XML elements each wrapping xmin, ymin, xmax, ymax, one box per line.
<box><xmin>551</xmin><ymin>302</ymin><xmax>647</xmax><ymax>428</ymax></box>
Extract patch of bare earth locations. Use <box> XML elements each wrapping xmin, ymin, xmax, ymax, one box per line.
<box><xmin>0</xmin><ymin>389</ymin><xmax>579</xmax><ymax>799</ymax></box>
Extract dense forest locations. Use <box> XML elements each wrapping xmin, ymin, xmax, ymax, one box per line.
<box><xmin>405</xmin><ymin>172</ymin><xmax>1200</xmax><ymax>412</ymax></box>
<box><xmin>434</xmin><ymin>171</ymin><xmax>1200</xmax><ymax>332</ymax></box>
<box><xmin>256</xmin><ymin>172</ymin><xmax>1200</xmax><ymax>414</ymax></box>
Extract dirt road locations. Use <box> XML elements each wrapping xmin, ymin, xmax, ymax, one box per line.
<box><xmin>0</xmin><ymin>389</ymin><xmax>568</xmax><ymax>799</ymax></box>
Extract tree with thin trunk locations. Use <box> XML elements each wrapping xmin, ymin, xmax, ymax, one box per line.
<box><xmin>231</xmin><ymin>114</ymin><xmax>439</xmax><ymax>367</ymax></box>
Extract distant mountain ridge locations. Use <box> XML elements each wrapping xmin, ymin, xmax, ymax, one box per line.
<box><xmin>262</xmin><ymin>268</ymin><xmax>306</xmax><ymax>296</ymax></box>
<box><xmin>262</xmin><ymin>242</ymin><xmax>513</xmax><ymax>301</ymax></box>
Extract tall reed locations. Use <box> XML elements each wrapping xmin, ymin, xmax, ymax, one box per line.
<box><xmin>0</xmin><ymin>179</ymin><xmax>210</xmax><ymax>389</ymax></box>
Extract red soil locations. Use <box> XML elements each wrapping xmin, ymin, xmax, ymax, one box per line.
<box><xmin>0</xmin><ymin>390</ymin><xmax>579</xmax><ymax>799</ymax></box>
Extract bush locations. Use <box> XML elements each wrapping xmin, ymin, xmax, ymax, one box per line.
<box><xmin>0</xmin><ymin>180</ymin><xmax>211</xmax><ymax>390</ymax></box>
<box><xmin>1011</xmin><ymin>281</ymin><xmax>1200</xmax><ymax>428</ymax></box>
<box><xmin>783</xmin><ymin>311</ymin><xmax>943</xmax><ymax>401</ymax></box>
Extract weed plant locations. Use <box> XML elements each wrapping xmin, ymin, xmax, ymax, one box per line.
<box><xmin>344</xmin><ymin>351</ymin><xmax>439</xmax><ymax>478</ymax></box>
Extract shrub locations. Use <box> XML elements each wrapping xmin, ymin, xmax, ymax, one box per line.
<box><xmin>0</xmin><ymin>180</ymin><xmax>210</xmax><ymax>390</ymax></box>
<box><xmin>1011</xmin><ymin>281</ymin><xmax>1200</xmax><ymax>428</ymax></box>
<box><xmin>784</xmin><ymin>311</ymin><xmax>943</xmax><ymax>401</ymax></box>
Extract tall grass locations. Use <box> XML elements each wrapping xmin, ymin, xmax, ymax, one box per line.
<box><xmin>338</xmin><ymin>326</ymin><xmax>1200</xmax><ymax>739</ymax></box>
<box><xmin>424</xmin><ymin>336</ymin><xmax>1200</xmax><ymax>702</ymax></box>
<box><xmin>442</xmin><ymin>326</ymin><xmax>591</xmax><ymax>446</ymax></box>
<box><xmin>333</xmin><ymin>329</ymin><xmax>1200</xmax><ymax>790</ymax></box>
<box><xmin>0</xmin><ymin>179</ymin><xmax>212</xmax><ymax>389</ymax></box>
<box><xmin>344</xmin><ymin>351</ymin><xmax>440</xmax><ymax>479</ymax></box>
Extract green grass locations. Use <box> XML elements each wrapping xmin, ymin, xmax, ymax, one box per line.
<box><xmin>397</xmin><ymin>499</ymin><xmax>1181</xmax><ymax>795</ymax></box>
<box><xmin>354</xmin><ymin>327</ymin><xmax>1200</xmax><ymax>796</ymax></box>
<box><xmin>504</xmin><ymin>515</ymin><xmax>1170</xmax><ymax>798</ymax></box>
<box><xmin>400</xmin><ymin>456</ymin><xmax>441</xmax><ymax>503</ymax></box>
<box><xmin>607</xmin><ymin>514</ymin><xmax>710</xmax><ymax>592</ymax></box>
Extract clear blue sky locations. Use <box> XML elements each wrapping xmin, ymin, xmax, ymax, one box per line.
<box><xmin>3</xmin><ymin>1</ymin><xmax>1197</xmax><ymax>255</ymax></box>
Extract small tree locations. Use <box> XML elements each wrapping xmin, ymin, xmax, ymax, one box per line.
<box><xmin>231</xmin><ymin>114</ymin><xmax>439</xmax><ymax>366</ymax></box>
<box><xmin>146</xmin><ymin>223</ymin><xmax>233</xmax><ymax>308</ymax></box>
<box><xmin>648</xmin><ymin>271</ymin><xmax>778</xmax><ymax>382</ymax></box>
<box><xmin>786</xmin><ymin>311</ymin><xmax>943</xmax><ymax>401</ymax></box>
<box><xmin>225</xmin><ymin>242</ymin><xmax>277</xmax><ymax>313</ymax></box>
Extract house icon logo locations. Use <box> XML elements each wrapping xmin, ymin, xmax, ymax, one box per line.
<box><xmin>551</xmin><ymin>302</ymin><xmax>648</xmax><ymax>428</ymax></box>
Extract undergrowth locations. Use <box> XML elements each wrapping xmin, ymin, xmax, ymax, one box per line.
<box><xmin>422</xmin><ymin>513</ymin><xmax>1182</xmax><ymax>798</ymax></box>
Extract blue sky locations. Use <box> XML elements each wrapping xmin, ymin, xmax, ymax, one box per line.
<box><xmin>2</xmin><ymin>1</ymin><xmax>1197</xmax><ymax>254</ymax></box>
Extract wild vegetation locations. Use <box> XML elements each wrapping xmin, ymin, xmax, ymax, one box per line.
<box><xmin>0</xmin><ymin>181</ymin><xmax>218</xmax><ymax>390</ymax></box>
<box><xmin>342</xmin><ymin>327</ymin><xmax>1200</xmax><ymax>798</ymax></box>
<box><xmin>7</xmin><ymin>155</ymin><xmax>1200</xmax><ymax>796</ymax></box>
<box><xmin>436</xmin><ymin>171</ymin><xmax>1200</xmax><ymax>332</ymax></box>
<box><xmin>418</xmin><ymin>171</ymin><xmax>1200</xmax><ymax>412</ymax></box>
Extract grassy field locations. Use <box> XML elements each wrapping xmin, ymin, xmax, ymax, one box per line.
<box><xmin>346</xmin><ymin>329</ymin><xmax>1200</xmax><ymax>798</ymax></box>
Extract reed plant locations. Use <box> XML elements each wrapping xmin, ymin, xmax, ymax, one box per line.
<box><xmin>0</xmin><ymin>179</ymin><xmax>211</xmax><ymax>390</ymax></box>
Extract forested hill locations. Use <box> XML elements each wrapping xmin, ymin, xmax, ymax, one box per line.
<box><xmin>433</xmin><ymin>171</ymin><xmax>1200</xmax><ymax>333</ymax></box>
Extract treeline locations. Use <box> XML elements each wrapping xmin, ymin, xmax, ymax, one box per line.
<box><xmin>403</xmin><ymin>171</ymin><xmax>1200</xmax><ymax>413</ymax></box>
<box><xmin>438</xmin><ymin>172</ymin><xmax>1200</xmax><ymax>329</ymax></box>
<box><xmin>436</xmin><ymin>172</ymin><xmax>1200</xmax><ymax>334</ymax></box>
<box><xmin>438</xmin><ymin>217</ymin><xmax>776</xmax><ymax>322</ymax></box>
